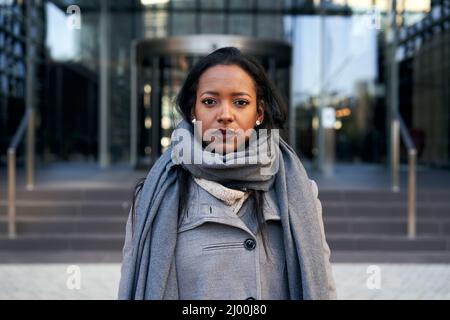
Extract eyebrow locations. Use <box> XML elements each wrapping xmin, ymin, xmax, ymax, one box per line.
<box><xmin>200</xmin><ymin>91</ymin><xmax>252</xmax><ymax>98</ymax></box>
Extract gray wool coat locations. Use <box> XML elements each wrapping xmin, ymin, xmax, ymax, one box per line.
<box><xmin>119</xmin><ymin>175</ymin><xmax>337</xmax><ymax>300</ymax></box>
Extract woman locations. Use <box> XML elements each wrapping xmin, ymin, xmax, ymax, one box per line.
<box><xmin>118</xmin><ymin>47</ymin><xmax>336</xmax><ymax>300</ymax></box>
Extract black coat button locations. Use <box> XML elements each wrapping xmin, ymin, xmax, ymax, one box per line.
<box><xmin>244</xmin><ymin>238</ymin><xmax>256</xmax><ymax>251</ymax></box>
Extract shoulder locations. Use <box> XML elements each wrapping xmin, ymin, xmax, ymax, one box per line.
<box><xmin>309</xmin><ymin>179</ymin><xmax>319</xmax><ymax>198</ymax></box>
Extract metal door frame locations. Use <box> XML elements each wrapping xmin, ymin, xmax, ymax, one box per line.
<box><xmin>130</xmin><ymin>34</ymin><xmax>292</xmax><ymax>167</ymax></box>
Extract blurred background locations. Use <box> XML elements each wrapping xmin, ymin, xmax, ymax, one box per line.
<box><xmin>0</xmin><ymin>0</ymin><xmax>450</xmax><ymax>299</ymax></box>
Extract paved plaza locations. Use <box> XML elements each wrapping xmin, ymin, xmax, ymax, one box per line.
<box><xmin>0</xmin><ymin>263</ymin><xmax>449</xmax><ymax>300</ymax></box>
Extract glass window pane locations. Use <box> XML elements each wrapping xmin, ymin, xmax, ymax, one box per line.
<box><xmin>172</xmin><ymin>13</ymin><xmax>197</xmax><ymax>35</ymax></box>
<box><xmin>172</xmin><ymin>0</ymin><xmax>197</xmax><ymax>9</ymax></box>
<box><xmin>200</xmin><ymin>0</ymin><xmax>224</xmax><ymax>9</ymax></box>
<box><xmin>200</xmin><ymin>13</ymin><xmax>225</xmax><ymax>33</ymax></box>
<box><xmin>144</xmin><ymin>10</ymin><xmax>169</xmax><ymax>38</ymax></box>
<box><xmin>257</xmin><ymin>0</ymin><xmax>283</xmax><ymax>9</ymax></box>
<box><xmin>257</xmin><ymin>14</ymin><xmax>284</xmax><ymax>39</ymax></box>
<box><xmin>229</xmin><ymin>14</ymin><xmax>254</xmax><ymax>37</ymax></box>
<box><xmin>229</xmin><ymin>0</ymin><xmax>253</xmax><ymax>9</ymax></box>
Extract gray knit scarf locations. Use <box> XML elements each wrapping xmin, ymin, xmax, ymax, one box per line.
<box><xmin>118</xmin><ymin>119</ymin><xmax>330</xmax><ymax>299</ymax></box>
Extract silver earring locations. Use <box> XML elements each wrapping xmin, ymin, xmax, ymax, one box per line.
<box><xmin>191</xmin><ymin>118</ymin><xmax>196</xmax><ymax>124</ymax></box>
<box><xmin>256</xmin><ymin>120</ymin><xmax>261</xmax><ymax>126</ymax></box>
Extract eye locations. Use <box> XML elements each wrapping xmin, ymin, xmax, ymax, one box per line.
<box><xmin>201</xmin><ymin>98</ymin><xmax>216</xmax><ymax>106</ymax></box>
<box><xmin>234</xmin><ymin>99</ymin><xmax>249</xmax><ymax>107</ymax></box>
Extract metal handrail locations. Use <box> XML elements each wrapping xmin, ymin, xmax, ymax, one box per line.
<box><xmin>391</xmin><ymin>111</ymin><xmax>417</xmax><ymax>239</ymax></box>
<box><xmin>389</xmin><ymin>0</ymin><xmax>417</xmax><ymax>239</ymax></box>
<box><xmin>7</xmin><ymin>108</ymin><xmax>34</xmax><ymax>239</ymax></box>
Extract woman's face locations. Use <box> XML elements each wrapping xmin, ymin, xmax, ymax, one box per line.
<box><xmin>193</xmin><ymin>64</ymin><xmax>264</xmax><ymax>154</ymax></box>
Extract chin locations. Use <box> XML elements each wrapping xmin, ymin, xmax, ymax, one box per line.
<box><xmin>220</xmin><ymin>143</ymin><xmax>235</xmax><ymax>154</ymax></box>
<box><xmin>207</xmin><ymin>142</ymin><xmax>235</xmax><ymax>155</ymax></box>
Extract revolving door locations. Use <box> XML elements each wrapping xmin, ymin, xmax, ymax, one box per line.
<box><xmin>130</xmin><ymin>34</ymin><xmax>292</xmax><ymax>168</ymax></box>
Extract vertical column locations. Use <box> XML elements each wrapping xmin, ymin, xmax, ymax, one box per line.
<box><xmin>99</xmin><ymin>0</ymin><xmax>111</xmax><ymax>168</ymax></box>
<box><xmin>323</xmin><ymin>114</ymin><xmax>335</xmax><ymax>176</ymax></box>
<box><xmin>389</xmin><ymin>0</ymin><xmax>400</xmax><ymax>191</ymax></box>
<box><xmin>130</xmin><ymin>45</ymin><xmax>138</xmax><ymax>168</ymax></box>
<box><xmin>151</xmin><ymin>57</ymin><xmax>161</xmax><ymax>164</ymax></box>
<box><xmin>25</xmin><ymin>0</ymin><xmax>35</xmax><ymax>190</ymax></box>
<box><xmin>316</xmin><ymin>0</ymin><xmax>335</xmax><ymax>176</ymax></box>
<box><xmin>289</xmin><ymin>62</ymin><xmax>296</xmax><ymax>148</ymax></box>
<box><xmin>289</xmin><ymin>16</ymin><xmax>297</xmax><ymax>149</ymax></box>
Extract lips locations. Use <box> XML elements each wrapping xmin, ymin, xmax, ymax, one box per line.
<box><xmin>218</xmin><ymin>128</ymin><xmax>237</xmax><ymax>136</ymax></box>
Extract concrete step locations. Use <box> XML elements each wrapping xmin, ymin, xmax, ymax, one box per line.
<box><xmin>0</xmin><ymin>234</ymin><xmax>125</xmax><ymax>251</ymax></box>
<box><xmin>323</xmin><ymin>217</ymin><xmax>450</xmax><ymax>235</ymax></box>
<box><xmin>1</xmin><ymin>233</ymin><xmax>449</xmax><ymax>252</ymax></box>
<box><xmin>331</xmin><ymin>250</ymin><xmax>450</xmax><ymax>263</ymax></box>
<box><xmin>1</xmin><ymin>188</ymin><xmax>450</xmax><ymax>203</ymax></box>
<box><xmin>0</xmin><ymin>250</ymin><xmax>123</xmax><ymax>263</ymax></box>
<box><xmin>2</xmin><ymin>214</ymin><xmax>449</xmax><ymax>237</ymax></box>
<box><xmin>0</xmin><ymin>188</ymin><xmax>133</xmax><ymax>202</ymax></box>
<box><xmin>322</xmin><ymin>202</ymin><xmax>450</xmax><ymax>218</ymax></box>
<box><xmin>319</xmin><ymin>190</ymin><xmax>450</xmax><ymax>203</ymax></box>
<box><xmin>327</xmin><ymin>234</ymin><xmax>450</xmax><ymax>251</ymax></box>
<box><xmin>0</xmin><ymin>201</ymin><xmax>131</xmax><ymax>218</ymax></box>
<box><xmin>6</xmin><ymin>201</ymin><xmax>447</xmax><ymax>220</ymax></box>
<box><xmin>0</xmin><ymin>187</ymin><xmax>448</xmax><ymax>256</ymax></box>
<box><xmin>0</xmin><ymin>217</ymin><xmax>127</xmax><ymax>234</ymax></box>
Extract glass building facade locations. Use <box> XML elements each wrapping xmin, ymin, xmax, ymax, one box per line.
<box><xmin>2</xmin><ymin>0</ymin><xmax>447</xmax><ymax>171</ymax></box>
<box><xmin>0</xmin><ymin>0</ymin><xmax>46</xmax><ymax>163</ymax></box>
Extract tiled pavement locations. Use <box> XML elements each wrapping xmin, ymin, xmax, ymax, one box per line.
<box><xmin>0</xmin><ymin>263</ymin><xmax>449</xmax><ymax>300</ymax></box>
<box><xmin>332</xmin><ymin>263</ymin><xmax>450</xmax><ymax>299</ymax></box>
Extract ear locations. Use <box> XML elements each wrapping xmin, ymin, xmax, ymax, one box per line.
<box><xmin>257</xmin><ymin>101</ymin><xmax>265</xmax><ymax>123</ymax></box>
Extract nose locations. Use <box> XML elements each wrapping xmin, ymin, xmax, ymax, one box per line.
<box><xmin>217</xmin><ymin>101</ymin><xmax>234</xmax><ymax>124</ymax></box>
